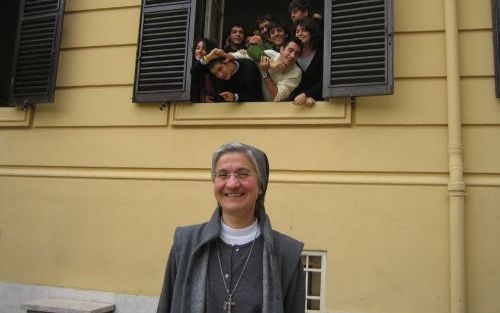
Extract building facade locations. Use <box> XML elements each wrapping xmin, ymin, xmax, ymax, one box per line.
<box><xmin>0</xmin><ymin>0</ymin><xmax>499</xmax><ymax>313</ymax></box>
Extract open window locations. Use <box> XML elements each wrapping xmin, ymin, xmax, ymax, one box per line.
<box><xmin>0</xmin><ymin>0</ymin><xmax>65</xmax><ymax>107</ymax></box>
<box><xmin>132</xmin><ymin>0</ymin><xmax>393</xmax><ymax>103</ymax></box>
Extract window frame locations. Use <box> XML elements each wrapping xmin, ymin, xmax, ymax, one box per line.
<box><xmin>302</xmin><ymin>250</ymin><xmax>327</xmax><ymax>313</ymax></box>
<box><xmin>132</xmin><ymin>0</ymin><xmax>394</xmax><ymax>104</ymax></box>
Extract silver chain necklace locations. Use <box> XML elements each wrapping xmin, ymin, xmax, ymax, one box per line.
<box><xmin>216</xmin><ymin>228</ymin><xmax>258</xmax><ymax>313</ymax></box>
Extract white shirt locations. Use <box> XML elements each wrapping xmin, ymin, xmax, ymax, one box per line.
<box><xmin>220</xmin><ymin>219</ymin><xmax>261</xmax><ymax>245</ymax></box>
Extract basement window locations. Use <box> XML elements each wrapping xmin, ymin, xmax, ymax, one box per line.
<box><xmin>302</xmin><ymin>250</ymin><xmax>327</xmax><ymax>313</ymax></box>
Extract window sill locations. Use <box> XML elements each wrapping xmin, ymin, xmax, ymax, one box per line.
<box><xmin>0</xmin><ymin>106</ymin><xmax>33</xmax><ymax>128</ymax></box>
<box><xmin>169</xmin><ymin>98</ymin><xmax>351</xmax><ymax>126</ymax></box>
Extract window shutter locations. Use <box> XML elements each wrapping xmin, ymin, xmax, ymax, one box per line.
<box><xmin>323</xmin><ymin>0</ymin><xmax>393</xmax><ymax>97</ymax></box>
<box><xmin>133</xmin><ymin>0</ymin><xmax>197</xmax><ymax>103</ymax></box>
<box><xmin>492</xmin><ymin>0</ymin><xmax>500</xmax><ymax>97</ymax></box>
<box><xmin>10</xmin><ymin>0</ymin><xmax>65</xmax><ymax>104</ymax></box>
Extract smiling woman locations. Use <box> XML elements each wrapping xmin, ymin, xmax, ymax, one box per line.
<box><xmin>156</xmin><ymin>142</ymin><xmax>306</xmax><ymax>313</ymax></box>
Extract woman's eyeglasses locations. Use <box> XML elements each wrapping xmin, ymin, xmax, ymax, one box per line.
<box><xmin>214</xmin><ymin>172</ymin><xmax>257</xmax><ymax>181</ymax></box>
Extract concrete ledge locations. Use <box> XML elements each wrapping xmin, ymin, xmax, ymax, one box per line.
<box><xmin>23</xmin><ymin>298</ymin><xmax>114</xmax><ymax>313</ymax></box>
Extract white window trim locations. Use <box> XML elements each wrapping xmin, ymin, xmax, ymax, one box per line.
<box><xmin>302</xmin><ymin>250</ymin><xmax>327</xmax><ymax>313</ymax></box>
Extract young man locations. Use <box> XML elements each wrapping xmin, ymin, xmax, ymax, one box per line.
<box><xmin>255</xmin><ymin>15</ymin><xmax>273</xmax><ymax>42</ymax></box>
<box><xmin>288</xmin><ymin>0</ymin><xmax>322</xmax><ymax>28</ymax></box>
<box><xmin>247</xmin><ymin>16</ymin><xmax>275</xmax><ymax>62</ymax></box>
<box><xmin>288</xmin><ymin>0</ymin><xmax>312</xmax><ymax>24</ymax></box>
<box><xmin>223</xmin><ymin>24</ymin><xmax>246</xmax><ymax>53</ymax></box>
<box><xmin>230</xmin><ymin>38</ymin><xmax>302</xmax><ymax>102</ymax></box>
<box><xmin>204</xmin><ymin>49</ymin><xmax>263</xmax><ymax>102</ymax></box>
<box><xmin>258</xmin><ymin>39</ymin><xmax>303</xmax><ymax>102</ymax></box>
<box><xmin>156</xmin><ymin>142</ymin><xmax>305</xmax><ymax>313</ymax></box>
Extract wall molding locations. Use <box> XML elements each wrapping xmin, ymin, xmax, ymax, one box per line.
<box><xmin>0</xmin><ymin>166</ymin><xmax>470</xmax><ymax>186</ymax></box>
<box><xmin>2</xmin><ymin>166</ymin><xmax>498</xmax><ymax>187</ymax></box>
<box><xmin>169</xmin><ymin>98</ymin><xmax>351</xmax><ymax>126</ymax></box>
<box><xmin>0</xmin><ymin>107</ymin><xmax>33</xmax><ymax>128</ymax></box>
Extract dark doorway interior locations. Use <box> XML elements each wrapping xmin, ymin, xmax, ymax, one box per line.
<box><xmin>0</xmin><ymin>0</ymin><xmax>20</xmax><ymax>106</ymax></box>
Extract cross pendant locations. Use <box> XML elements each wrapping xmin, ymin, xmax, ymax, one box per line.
<box><xmin>223</xmin><ymin>296</ymin><xmax>235</xmax><ymax>313</ymax></box>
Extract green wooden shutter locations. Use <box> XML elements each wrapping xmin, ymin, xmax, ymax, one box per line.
<box><xmin>133</xmin><ymin>0</ymin><xmax>197</xmax><ymax>103</ymax></box>
<box><xmin>323</xmin><ymin>0</ymin><xmax>393</xmax><ymax>97</ymax></box>
<box><xmin>492</xmin><ymin>0</ymin><xmax>500</xmax><ymax>97</ymax></box>
<box><xmin>10</xmin><ymin>0</ymin><xmax>65</xmax><ymax>104</ymax></box>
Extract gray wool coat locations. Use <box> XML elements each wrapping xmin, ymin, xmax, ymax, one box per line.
<box><xmin>156</xmin><ymin>207</ymin><xmax>305</xmax><ymax>313</ymax></box>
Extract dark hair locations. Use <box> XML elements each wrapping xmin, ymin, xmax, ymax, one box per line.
<box><xmin>207</xmin><ymin>56</ymin><xmax>226</xmax><ymax>70</ymax></box>
<box><xmin>268</xmin><ymin>21</ymin><xmax>289</xmax><ymax>48</ymax></box>
<box><xmin>255</xmin><ymin>15</ymin><xmax>273</xmax><ymax>30</ymax></box>
<box><xmin>227</xmin><ymin>23</ymin><xmax>246</xmax><ymax>36</ymax></box>
<box><xmin>224</xmin><ymin>24</ymin><xmax>247</xmax><ymax>50</ymax></box>
<box><xmin>295</xmin><ymin>17</ymin><xmax>322</xmax><ymax>50</ymax></box>
<box><xmin>288</xmin><ymin>0</ymin><xmax>311</xmax><ymax>14</ymax></box>
<box><xmin>283</xmin><ymin>37</ymin><xmax>304</xmax><ymax>51</ymax></box>
<box><xmin>268</xmin><ymin>20</ymin><xmax>287</xmax><ymax>34</ymax></box>
<box><xmin>192</xmin><ymin>38</ymin><xmax>217</xmax><ymax>55</ymax></box>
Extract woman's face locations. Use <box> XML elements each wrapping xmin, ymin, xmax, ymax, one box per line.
<box><xmin>295</xmin><ymin>25</ymin><xmax>311</xmax><ymax>45</ymax></box>
<box><xmin>269</xmin><ymin>27</ymin><xmax>287</xmax><ymax>47</ymax></box>
<box><xmin>213</xmin><ymin>152</ymin><xmax>261</xmax><ymax>219</ymax></box>
<box><xmin>194</xmin><ymin>40</ymin><xmax>207</xmax><ymax>60</ymax></box>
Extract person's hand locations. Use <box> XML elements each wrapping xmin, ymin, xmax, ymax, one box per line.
<box><xmin>204</xmin><ymin>48</ymin><xmax>224</xmax><ymax>63</ymax></box>
<box><xmin>219</xmin><ymin>91</ymin><xmax>235</xmax><ymax>102</ymax></box>
<box><xmin>293</xmin><ymin>93</ymin><xmax>307</xmax><ymax>106</ymax></box>
<box><xmin>222</xmin><ymin>53</ymin><xmax>235</xmax><ymax>63</ymax></box>
<box><xmin>270</xmin><ymin>59</ymin><xmax>286</xmax><ymax>73</ymax></box>
<box><xmin>204</xmin><ymin>95</ymin><xmax>215</xmax><ymax>103</ymax></box>
<box><xmin>305</xmin><ymin>97</ymin><xmax>316</xmax><ymax>107</ymax></box>
<box><xmin>260</xmin><ymin>55</ymin><xmax>271</xmax><ymax>73</ymax></box>
<box><xmin>313</xmin><ymin>13</ymin><xmax>322</xmax><ymax>19</ymax></box>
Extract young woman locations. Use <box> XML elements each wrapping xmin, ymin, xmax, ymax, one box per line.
<box><xmin>291</xmin><ymin>17</ymin><xmax>323</xmax><ymax>107</ymax></box>
<box><xmin>190</xmin><ymin>38</ymin><xmax>220</xmax><ymax>103</ymax></box>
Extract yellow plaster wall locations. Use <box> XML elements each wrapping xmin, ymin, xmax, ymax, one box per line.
<box><xmin>1</xmin><ymin>0</ymin><xmax>500</xmax><ymax>313</ymax></box>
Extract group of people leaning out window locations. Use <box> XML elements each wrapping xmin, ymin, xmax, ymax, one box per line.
<box><xmin>190</xmin><ymin>0</ymin><xmax>323</xmax><ymax>108</ymax></box>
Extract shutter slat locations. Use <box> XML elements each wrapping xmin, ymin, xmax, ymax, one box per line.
<box><xmin>13</xmin><ymin>15</ymin><xmax>57</xmax><ymax>96</ymax></box>
<box><xmin>145</xmin><ymin>0</ymin><xmax>190</xmax><ymax>6</ymax></box>
<box><xmin>24</xmin><ymin>0</ymin><xmax>59</xmax><ymax>15</ymax></box>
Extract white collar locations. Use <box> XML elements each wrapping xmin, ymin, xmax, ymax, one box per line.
<box><xmin>219</xmin><ymin>218</ymin><xmax>261</xmax><ymax>245</ymax></box>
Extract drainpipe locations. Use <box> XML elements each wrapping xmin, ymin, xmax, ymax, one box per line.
<box><xmin>443</xmin><ymin>0</ymin><xmax>466</xmax><ymax>313</ymax></box>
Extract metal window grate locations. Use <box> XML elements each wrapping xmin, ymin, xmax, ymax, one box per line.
<box><xmin>330</xmin><ymin>0</ymin><xmax>387</xmax><ymax>87</ymax></box>
<box><xmin>136</xmin><ymin>8</ymin><xmax>189</xmax><ymax>94</ymax></box>
<box><xmin>302</xmin><ymin>251</ymin><xmax>327</xmax><ymax>313</ymax></box>
<box><xmin>13</xmin><ymin>15</ymin><xmax>57</xmax><ymax>96</ymax></box>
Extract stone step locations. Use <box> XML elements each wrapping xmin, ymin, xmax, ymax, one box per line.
<box><xmin>23</xmin><ymin>298</ymin><xmax>114</xmax><ymax>313</ymax></box>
